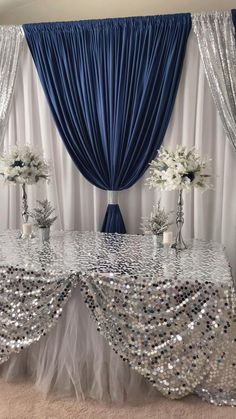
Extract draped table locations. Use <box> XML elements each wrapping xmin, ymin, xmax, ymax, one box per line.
<box><xmin>0</xmin><ymin>230</ymin><xmax>236</xmax><ymax>406</ymax></box>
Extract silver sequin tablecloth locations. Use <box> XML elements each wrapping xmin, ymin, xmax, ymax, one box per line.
<box><xmin>0</xmin><ymin>230</ymin><xmax>236</xmax><ymax>406</ymax></box>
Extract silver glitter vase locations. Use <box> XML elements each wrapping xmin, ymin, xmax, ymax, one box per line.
<box><xmin>153</xmin><ymin>235</ymin><xmax>158</xmax><ymax>246</ymax></box>
<box><xmin>21</xmin><ymin>183</ymin><xmax>29</xmax><ymax>223</ymax></box>
<box><xmin>39</xmin><ymin>226</ymin><xmax>50</xmax><ymax>242</ymax></box>
<box><xmin>172</xmin><ymin>189</ymin><xmax>187</xmax><ymax>250</ymax></box>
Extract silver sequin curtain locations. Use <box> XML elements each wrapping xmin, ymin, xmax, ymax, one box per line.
<box><xmin>192</xmin><ymin>11</ymin><xmax>236</xmax><ymax>151</ymax></box>
<box><xmin>0</xmin><ymin>26</ymin><xmax>24</xmax><ymax>146</ymax></box>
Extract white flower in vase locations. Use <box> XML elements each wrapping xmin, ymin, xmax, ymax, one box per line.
<box><xmin>0</xmin><ymin>145</ymin><xmax>50</xmax><ymax>229</ymax></box>
<box><xmin>146</xmin><ymin>146</ymin><xmax>212</xmax><ymax>249</ymax></box>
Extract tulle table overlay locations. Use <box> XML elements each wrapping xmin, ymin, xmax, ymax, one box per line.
<box><xmin>0</xmin><ymin>230</ymin><xmax>236</xmax><ymax>406</ymax></box>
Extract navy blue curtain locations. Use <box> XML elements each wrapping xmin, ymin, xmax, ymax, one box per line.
<box><xmin>232</xmin><ymin>10</ymin><xmax>236</xmax><ymax>31</ymax></box>
<box><xmin>23</xmin><ymin>15</ymin><xmax>191</xmax><ymax>233</ymax></box>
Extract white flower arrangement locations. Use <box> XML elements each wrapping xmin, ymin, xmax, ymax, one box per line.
<box><xmin>0</xmin><ymin>145</ymin><xmax>50</xmax><ymax>185</ymax></box>
<box><xmin>147</xmin><ymin>146</ymin><xmax>211</xmax><ymax>191</ymax></box>
<box><xmin>141</xmin><ymin>200</ymin><xmax>173</xmax><ymax>235</ymax></box>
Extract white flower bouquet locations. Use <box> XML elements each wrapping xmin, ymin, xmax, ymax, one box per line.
<box><xmin>0</xmin><ymin>145</ymin><xmax>49</xmax><ymax>185</ymax></box>
<box><xmin>147</xmin><ymin>146</ymin><xmax>212</xmax><ymax>250</ymax></box>
<box><xmin>147</xmin><ymin>145</ymin><xmax>211</xmax><ymax>191</ymax></box>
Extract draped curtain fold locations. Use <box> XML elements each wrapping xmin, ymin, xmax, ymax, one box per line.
<box><xmin>0</xmin><ymin>26</ymin><xmax>24</xmax><ymax>146</ymax></box>
<box><xmin>192</xmin><ymin>11</ymin><xmax>236</xmax><ymax>151</ymax></box>
<box><xmin>23</xmin><ymin>15</ymin><xmax>191</xmax><ymax>233</ymax></box>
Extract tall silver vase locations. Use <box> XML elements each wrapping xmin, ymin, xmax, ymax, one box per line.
<box><xmin>172</xmin><ymin>189</ymin><xmax>187</xmax><ymax>250</ymax></box>
<box><xmin>21</xmin><ymin>183</ymin><xmax>29</xmax><ymax>223</ymax></box>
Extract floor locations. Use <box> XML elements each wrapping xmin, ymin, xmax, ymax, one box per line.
<box><xmin>0</xmin><ymin>379</ymin><xmax>235</xmax><ymax>419</ymax></box>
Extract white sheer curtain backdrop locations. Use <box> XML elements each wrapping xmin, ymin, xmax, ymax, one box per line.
<box><xmin>0</xmin><ymin>33</ymin><xmax>235</xmax><ymax>278</ymax></box>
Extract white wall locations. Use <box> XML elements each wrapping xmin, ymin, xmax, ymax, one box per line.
<box><xmin>0</xmin><ymin>0</ymin><xmax>236</xmax><ymax>24</ymax></box>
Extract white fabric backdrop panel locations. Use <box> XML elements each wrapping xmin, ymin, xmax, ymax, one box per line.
<box><xmin>0</xmin><ymin>33</ymin><xmax>235</xmax><ymax>278</ymax></box>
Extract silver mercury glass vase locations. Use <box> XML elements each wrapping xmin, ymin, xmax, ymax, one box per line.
<box><xmin>39</xmin><ymin>226</ymin><xmax>50</xmax><ymax>242</ymax></box>
<box><xmin>172</xmin><ymin>189</ymin><xmax>187</xmax><ymax>250</ymax></box>
<box><xmin>21</xmin><ymin>183</ymin><xmax>29</xmax><ymax>223</ymax></box>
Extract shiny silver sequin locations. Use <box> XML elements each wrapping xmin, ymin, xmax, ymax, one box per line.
<box><xmin>192</xmin><ymin>12</ymin><xmax>236</xmax><ymax>151</ymax></box>
<box><xmin>0</xmin><ymin>26</ymin><xmax>24</xmax><ymax>145</ymax></box>
<box><xmin>0</xmin><ymin>230</ymin><xmax>235</xmax><ymax>406</ymax></box>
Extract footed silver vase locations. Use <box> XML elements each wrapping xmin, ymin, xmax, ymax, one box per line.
<box><xmin>172</xmin><ymin>189</ymin><xmax>187</xmax><ymax>250</ymax></box>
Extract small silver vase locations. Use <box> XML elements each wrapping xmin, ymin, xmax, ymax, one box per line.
<box><xmin>172</xmin><ymin>189</ymin><xmax>187</xmax><ymax>250</ymax></box>
<box><xmin>39</xmin><ymin>226</ymin><xmax>50</xmax><ymax>242</ymax></box>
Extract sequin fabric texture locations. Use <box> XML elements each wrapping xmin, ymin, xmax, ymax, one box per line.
<box><xmin>0</xmin><ymin>230</ymin><xmax>236</xmax><ymax>406</ymax></box>
<box><xmin>0</xmin><ymin>26</ymin><xmax>24</xmax><ymax>144</ymax></box>
<box><xmin>192</xmin><ymin>11</ymin><xmax>236</xmax><ymax>151</ymax></box>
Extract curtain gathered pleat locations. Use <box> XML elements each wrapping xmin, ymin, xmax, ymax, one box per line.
<box><xmin>0</xmin><ymin>26</ymin><xmax>24</xmax><ymax>146</ymax></box>
<box><xmin>23</xmin><ymin>15</ymin><xmax>191</xmax><ymax>232</ymax></box>
<box><xmin>192</xmin><ymin>11</ymin><xmax>236</xmax><ymax>151</ymax></box>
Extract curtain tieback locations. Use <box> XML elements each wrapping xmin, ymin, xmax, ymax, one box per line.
<box><xmin>107</xmin><ymin>191</ymin><xmax>119</xmax><ymax>204</ymax></box>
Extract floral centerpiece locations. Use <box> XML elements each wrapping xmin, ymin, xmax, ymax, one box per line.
<box><xmin>141</xmin><ymin>200</ymin><xmax>173</xmax><ymax>236</ymax></box>
<box><xmin>0</xmin><ymin>145</ymin><xmax>49</xmax><ymax>184</ymax></box>
<box><xmin>0</xmin><ymin>145</ymin><xmax>50</xmax><ymax>224</ymax></box>
<box><xmin>147</xmin><ymin>146</ymin><xmax>211</xmax><ymax>249</ymax></box>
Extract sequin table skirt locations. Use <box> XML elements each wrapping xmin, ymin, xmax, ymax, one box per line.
<box><xmin>0</xmin><ymin>231</ymin><xmax>236</xmax><ymax>406</ymax></box>
<box><xmin>0</xmin><ymin>286</ymin><xmax>159</xmax><ymax>402</ymax></box>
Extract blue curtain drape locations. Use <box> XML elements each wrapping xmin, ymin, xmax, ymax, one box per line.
<box><xmin>23</xmin><ymin>15</ymin><xmax>191</xmax><ymax>233</ymax></box>
<box><xmin>232</xmin><ymin>10</ymin><xmax>236</xmax><ymax>31</ymax></box>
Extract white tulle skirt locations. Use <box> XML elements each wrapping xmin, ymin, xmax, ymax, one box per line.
<box><xmin>0</xmin><ymin>286</ymin><xmax>159</xmax><ymax>402</ymax></box>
